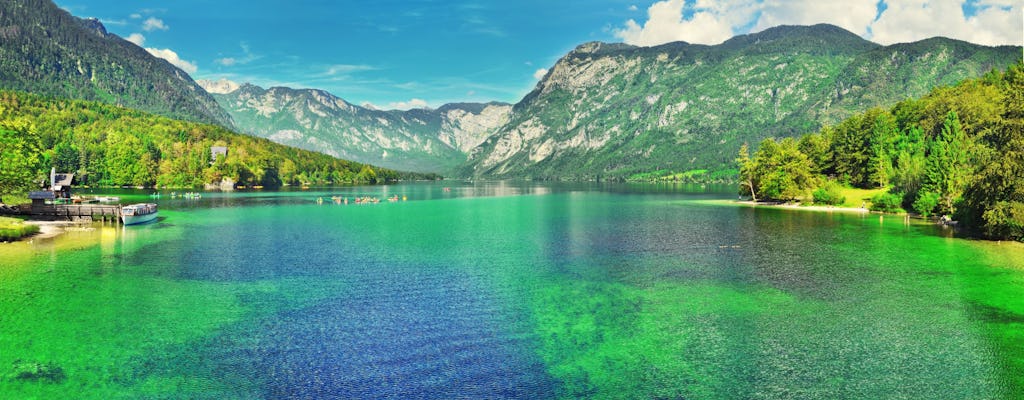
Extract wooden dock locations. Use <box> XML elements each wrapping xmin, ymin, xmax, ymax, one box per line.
<box><xmin>26</xmin><ymin>203</ymin><xmax>123</xmax><ymax>223</ymax></box>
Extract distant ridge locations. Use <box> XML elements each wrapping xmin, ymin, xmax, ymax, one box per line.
<box><xmin>202</xmin><ymin>81</ymin><xmax>512</xmax><ymax>173</ymax></box>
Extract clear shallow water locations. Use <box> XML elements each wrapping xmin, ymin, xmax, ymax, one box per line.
<box><xmin>2</xmin><ymin>182</ymin><xmax>1023</xmax><ymax>398</ymax></box>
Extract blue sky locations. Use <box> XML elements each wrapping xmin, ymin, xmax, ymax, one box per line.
<box><xmin>59</xmin><ymin>0</ymin><xmax>1022</xmax><ymax>110</ymax></box>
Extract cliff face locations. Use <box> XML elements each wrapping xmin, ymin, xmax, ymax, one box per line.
<box><xmin>204</xmin><ymin>81</ymin><xmax>511</xmax><ymax>173</ymax></box>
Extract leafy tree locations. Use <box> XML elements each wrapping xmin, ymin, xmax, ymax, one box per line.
<box><xmin>752</xmin><ymin>138</ymin><xmax>818</xmax><ymax>202</ymax></box>
<box><xmin>736</xmin><ymin>142</ymin><xmax>758</xmax><ymax>201</ymax></box>
<box><xmin>0</xmin><ymin>120</ymin><xmax>43</xmax><ymax>202</ymax></box>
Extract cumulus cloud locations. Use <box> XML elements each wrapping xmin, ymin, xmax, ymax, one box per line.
<box><xmin>870</xmin><ymin>0</ymin><xmax>1023</xmax><ymax>46</ymax></box>
<box><xmin>533</xmin><ymin>68</ymin><xmax>548</xmax><ymax>80</ymax></box>
<box><xmin>385</xmin><ymin>98</ymin><xmax>430</xmax><ymax>110</ymax></box>
<box><xmin>615</xmin><ymin>0</ymin><xmax>1022</xmax><ymax>47</ymax></box>
<box><xmin>145</xmin><ymin>48</ymin><xmax>197</xmax><ymax>74</ymax></box>
<box><xmin>629</xmin><ymin>5</ymin><xmax>639</xmax><ymax>11</ymax></box>
<box><xmin>142</xmin><ymin>17</ymin><xmax>168</xmax><ymax>32</ymax></box>
<box><xmin>614</xmin><ymin>0</ymin><xmax>757</xmax><ymax>46</ymax></box>
<box><xmin>754</xmin><ymin>0</ymin><xmax>877</xmax><ymax>36</ymax></box>
<box><xmin>125</xmin><ymin>33</ymin><xmax>145</xmax><ymax>46</ymax></box>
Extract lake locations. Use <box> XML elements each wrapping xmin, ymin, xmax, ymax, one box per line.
<box><xmin>1</xmin><ymin>182</ymin><xmax>1022</xmax><ymax>398</ymax></box>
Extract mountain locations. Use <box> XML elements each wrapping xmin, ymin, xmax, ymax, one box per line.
<box><xmin>459</xmin><ymin>24</ymin><xmax>1021</xmax><ymax>180</ymax></box>
<box><xmin>0</xmin><ymin>0</ymin><xmax>233</xmax><ymax>127</ymax></box>
<box><xmin>0</xmin><ymin>89</ymin><xmax>435</xmax><ymax>196</ymax></box>
<box><xmin>202</xmin><ymin>81</ymin><xmax>511</xmax><ymax>173</ymax></box>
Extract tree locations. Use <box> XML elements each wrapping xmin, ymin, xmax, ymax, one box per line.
<box><xmin>752</xmin><ymin>138</ymin><xmax>818</xmax><ymax>202</ymax></box>
<box><xmin>867</xmin><ymin>113</ymin><xmax>898</xmax><ymax>187</ymax></box>
<box><xmin>736</xmin><ymin>142</ymin><xmax>758</xmax><ymax>201</ymax></box>
<box><xmin>0</xmin><ymin>121</ymin><xmax>43</xmax><ymax>202</ymax></box>
<box><xmin>921</xmin><ymin>111</ymin><xmax>971</xmax><ymax>215</ymax></box>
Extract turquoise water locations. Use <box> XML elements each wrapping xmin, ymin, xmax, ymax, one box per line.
<box><xmin>1</xmin><ymin>182</ymin><xmax>1023</xmax><ymax>398</ymax></box>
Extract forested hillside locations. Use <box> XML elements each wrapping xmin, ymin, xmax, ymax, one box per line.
<box><xmin>739</xmin><ymin>63</ymin><xmax>1024</xmax><ymax>241</ymax></box>
<box><xmin>0</xmin><ymin>0</ymin><xmax>233</xmax><ymax>127</ymax></box>
<box><xmin>0</xmin><ymin>91</ymin><xmax>436</xmax><ymax>201</ymax></box>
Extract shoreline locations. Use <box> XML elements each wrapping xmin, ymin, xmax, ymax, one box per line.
<box><xmin>734</xmin><ymin>200</ymin><xmax>876</xmax><ymax>214</ymax></box>
<box><xmin>22</xmin><ymin>220</ymin><xmax>95</xmax><ymax>240</ymax></box>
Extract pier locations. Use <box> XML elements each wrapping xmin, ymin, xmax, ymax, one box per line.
<box><xmin>24</xmin><ymin>203</ymin><xmax>122</xmax><ymax>223</ymax></box>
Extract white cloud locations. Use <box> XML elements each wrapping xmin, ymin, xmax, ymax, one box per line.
<box><xmin>629</xmin><ymin>5</ymin><xmax>639</xmax><ymax>11</ymax></box>
<box><xmin>324</xmin><ymin>64</ymin><xmax>376</xmax><ymax>76</ymax></box>
<box><xmin>614</xmin><ymin>0</ymin><xmax>756</xmax><ymax>46</ymax></box>
<box><xmin>125</xmin><ymin>33</ymin><xmax>145</xmax><ymax>46</ymax></box>
<box><xmin>869</xmin><ymin>0</ymin><xmax>1023</xmax><ymax>46</ymax></box>
<box><xmin>145</xmin><ymin>48</ymin><xmax>197</xmax><ymax>74</ymax></box>
<box><xmin>361</xmin><ymin>102</ymin><xmax>380</xmax><ymax>110</ymax></box>
<box><xmin>754</xmin><ymin>0</ymin><xmax>877</xmax><ymax>36</ymax></box>
<box><xmin>130</xmin><ymin>13</ymin><xmax>142</xmax><ymax>19</ymax></box>
<box><xmin>533</xmin><ymin>68</ymin><xmax>549</xmax><ymax>80</ymax></box>
<box><xmin>615</xmin><ymin>0</ymin><xmax>1022</xmax><ymax>47</ymax></box>
<box><xmin>142</xmin><ymin>17</ymin><xmax>168</xmax><ymax>32</ymax></box>
<box><xmin>216</xmin><ymin>57</ymin><xmax>236</xmax><ymax>66</ymax></box>
<box><xmin>385</xmin><ymin>98</ymin><xmax>430</xmax><ymax>110</ymax></box>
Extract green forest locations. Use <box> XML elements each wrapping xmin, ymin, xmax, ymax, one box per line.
<box><xmin>0</xmin><ymin>90</ymin><xmax>439</xmax><ymax>202</ymax></box>
<box><xmin>738</xmin><ymin>62</ymin><xmax>1024</xmax><ymax>241</ymax></box>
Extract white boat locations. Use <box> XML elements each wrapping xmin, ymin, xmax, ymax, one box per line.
<box><xmin>96</xmin><ymin>196</ymin><xmax>120</xmax><ymax>202</ymax></box>
<box><xmin>121</xmin><ymin>203</ymin><xmax>158</xmax><ymax>225</ymax></box>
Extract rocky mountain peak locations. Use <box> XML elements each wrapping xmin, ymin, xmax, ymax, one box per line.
<box><xmin>77</xmin><ymin>17</ymin><xmax>107</xmax><ymax>37</ymax></box>
<box><xmin>196</xmin><ymin>78</ymin><xmax>242</xmax><ymax>95</ymax></box>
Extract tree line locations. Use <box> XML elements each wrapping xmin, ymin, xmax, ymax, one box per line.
<box><xmin>0</xmin><ymin>90</ymin><xmax>440</xmax><ymax>202</ymax></box>
<box><xmin>738</xmin><ymin>62</ymin><xmax>1023</xmax><ymax>241</ymax></box>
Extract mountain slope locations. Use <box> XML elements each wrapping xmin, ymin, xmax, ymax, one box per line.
<box><xmin>204</xmin><ymin>81</ymin><xmax>510</xmax><ymax>173</ymax></box>
<box><xmin>459</xmin><ymin>24</ymin><xmax>1021</xmax><ymax>180</ymax></box>
<box><xmin>0</xmin><ymin>0</ymin><xmax>233</xmax><ymax>127</ymax></box>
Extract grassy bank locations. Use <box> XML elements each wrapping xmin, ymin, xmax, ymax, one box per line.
<box><xmin>0</xmin><ymin>217</ymin><xmax>40</xmax><ymax>241</ymax></box>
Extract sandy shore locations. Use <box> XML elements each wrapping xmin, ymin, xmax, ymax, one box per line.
<box><xmin>734</xmin><ymin>200</ymin><xmax>872</xmax><ymax>214</ymax></box>
<box><xmin>23</xmin><ymin>220</ymin><xmax>94</xmax><ymax>240</ymax></box>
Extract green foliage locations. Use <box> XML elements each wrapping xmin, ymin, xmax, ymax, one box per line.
<box><xmin>912</xmin><ymin>191</ymin><xmax>941</xmax><ymax>216</ymax></box>
<box><xmin>980</xmin><ymin>202</ymin><xmax>1024</xmax><ymax>241</ymax></box>
<box><xmin>0</xmin><ymin>0</ymin><xmax>231</xmax><ymax>126</ymax></box>
<box><xmin>0</xmin><ymin>120</ymin><xmax>43</xmax><ymax>201</ymax></box>
<box><xmin>869</xmin><ymin>192</ymin><xmax>904</xmax><ymax>213</ymax></box>
<box><xmin>922</xmin><ymin>111</ymin><xmax>972</xmax><ymax>215</ymax></box>
<box><xmin>0</xmin><ymin>216</ymin><xmax>39</xmax><ymax>241</ymax></box>
<box><xmin>737</xmin><ymin>62</ymin><xmax>1024</xmax><ymax>239</ymax></box>
<box><xmin>812</xmin><ymin>180</ymin><xmax>846</xmax><ymax>205</ymax></box>
<box><xmin>956</xmin><ymin>63</ymin><xmax>1024</xmax><ymax>240</ymax></box>
<box><xmin>750</xmin><ymin>137</ymin><xmax>819</xmax><ymax>202</ymax></box>
<box><xmin>0</xmin><ymin>90</ymin><xmax>437</xmax><ymax>191</ymax></box>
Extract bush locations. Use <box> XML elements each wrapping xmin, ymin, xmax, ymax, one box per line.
<box><xmin>870</xmin><ymin>192</ymin><xmax>904</xmax><ymax>213</ymax></box>
<box><xmin>912</xmin><ymin>191</ymin><xmax>940</xmax><ymax>216</ymax></box>
<box><xmin>0</xmin><ymin>217</ymin><xmax>39</xmax><ymax>241</ymax></box>
<box><xmin>812</xmin><ymin>181</ymin><xmax>846</xmax><ymax>206</ymax></box>
<box><xmin>982</xmin><ymin>201</ymin><xmax>1024</xmax><ymax>241</ymax></box>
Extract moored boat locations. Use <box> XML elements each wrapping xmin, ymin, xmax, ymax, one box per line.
<box><xmin>121</xmin><ymin>203</ymin><xmax>158</xmax><ymax>225</ymax></box>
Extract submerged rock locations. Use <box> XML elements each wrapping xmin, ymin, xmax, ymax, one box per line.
<box><xmin>9</xmin><ymin>360</ymin><xmax>65</xmax><ymax>383</ymax></box>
